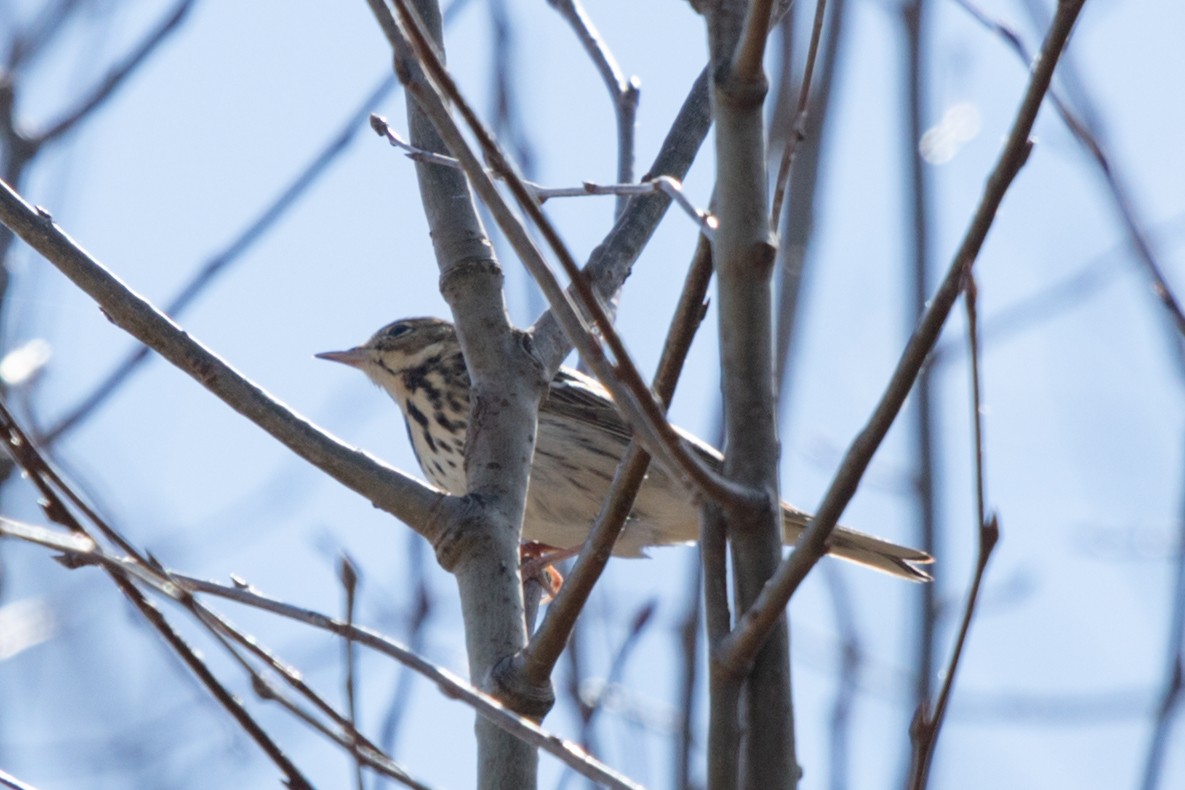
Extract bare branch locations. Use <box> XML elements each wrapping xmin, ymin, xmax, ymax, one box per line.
<box><xmin>370</xmin><ymin>114</ymin><xmax>716</xmax><ymax>235</ymax></box>
<box><xmin>733</xmin><ymin>0</ymin><xmax>777</xmax><ymax>81</ymax></box>
<box><xmin>512</xmin><ymin>234</ymin><xmax>715</xmax><ymax>690</ymax></box>
<box><xmin>41</xmin><ymin>73</ymin><xmax>401</xmax><ymax>445</ymax></box>
<box><xmin>34</xmin><ymin>0</ymin><xmax>197</xmax><ymax>146</ymax></box>
<box><xmin>718</xmin><ymin>0</ymin><xmax>1087</xmax><ymax>673</ymax></box>
<box><xmin>0</xmin><ymin>428</ymin><xmax>315</xmax><ymax>790</ymax></box>
<box><xmin>0</xmin><ymin>180</ymin><xmax>450</xmax><ymax>541</ymax></box>
<box><xmin>546</xmin><ymin>0</ymin><xmax>640</xmax><ymax>213</ymax></box>
<box><xmin>769</xmin><ymin>0</ymin><xmax>829</xmax><ymax>225</ymax></box>
<box><xmin>371</xmin><ymin>0</ymin><xmax>761</xmax><ymax>514</ymax></box>
<box><xmin>705</xmin><ymin>0</ymin><xmax>795</xmax><ymax>780</ymax></box>
<box><xmin>952</xmin><ymin>0</ymin><xmax>1185</xmax><ymax>346</ymax></box>
<box><xmin>0</xmin><ymin>517</ymin><xmax>644</xmax><ymax>790</ymax></box>
<box><xmin>339</xmin><ymin>556</ymin><xmax>367</xmax><ymax>790</ymax></box>
<box><xmin>906</xmin><ymin>274</ymin><xmax>1000</xmax><ymax>788</ymax></box>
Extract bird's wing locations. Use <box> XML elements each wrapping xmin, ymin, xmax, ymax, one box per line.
<box><xmin>544</xmin><ymin>368</ymin><xmax>635</xmax><ymax>443</ymax></box>
<box><xmin>545</xmin><ymin>367</ymin><xmax>726</xmax><ymax>469</ymax></box>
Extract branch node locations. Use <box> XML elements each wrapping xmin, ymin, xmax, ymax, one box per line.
<box><xmin>490</xmin><ymin>655</ymin><xmax>555</xmax><ymax>721</ymax></box>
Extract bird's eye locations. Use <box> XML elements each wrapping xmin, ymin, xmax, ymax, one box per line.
<box><xmin>383</xmin><ymin>323</ymin><xmax>410</xmax><ymax>340</ymax></box>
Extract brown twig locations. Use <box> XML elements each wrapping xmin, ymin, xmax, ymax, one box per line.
<box><xmin>977</xmin><ymin>0</ymin><xmax>1185</xmax><ymax>347</ymax></box>
<box><xmin>769</xmin><ymin>0</ymin><xmax>829</xmax><ymax>225</ymax></box>
<box><xmin>370</xmin><ymin>0</ymin><xmax>761</xmax><ymax>514</ymax></box>
<box><xmin>513</xmin><ymin>234</ymin><xmax>715</xmax><ymax>690</ymax></box>
<box><xmin>905</xmin><ymin>273</ymin><xmax>1000</xmax><ymax>789</ymax></box>
<box><xmin>3</xmin><ymin>400</ymin><xmax>427</xmax><ymax>786</ymax></box>
<box><xmin>717</xmin><ymin>0</ymin><xmax>1087</xmax><ymax>674</ymax></box>
<box><xmin>0</xmin><ymin>517</ymin><xmax>643</xmax><ymax>790</ymax></box>
<box><xmin>546</xmin><ymin>0</ymin><xmax>640</xmax><ymax>216</ymax></box>
<box><xmin>0</xmin><ymin>412</ymin><xmax>315</xmax><ymax>789</ymax></box>
<box><xmin>339</xmin><ymin>555</ymin><xmax>366</xmax><ymax>790</ymax></box>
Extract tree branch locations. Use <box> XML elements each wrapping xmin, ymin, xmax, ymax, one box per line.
<box><xmin>0</xmin><ymin>179</ymin><xmax>450</xmax><ymax>541</ymax></box>
<box><xmin>718</xmin><ymin>0</ymin><xmax>1087</xmax><ymax>673</ymax></box>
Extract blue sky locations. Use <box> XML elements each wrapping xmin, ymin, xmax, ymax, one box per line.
<box><xmin>2</xmin><ymin>0</ymin><xmax>1183</xmax><ymax>787</ymax></box>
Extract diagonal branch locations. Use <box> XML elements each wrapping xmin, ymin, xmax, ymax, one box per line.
<box><xmin>717</xmin><ymin>0</ymin><xmax>1088</xmax><ymax>673</ymax></box>
<box><xmin>370</xmin><ymin>0</ymin><xmax>761</xmax><ymax>513</ymax></box>
<box><xmin>40</xmin><ymin>73</ymin><xmax>401</xmax><ymax>445</ymax></box>
<box><xmin>34</xmin><ymin>0</ymin><xmax>197</xmax><ymax>146</ymax></box>
<box><xmin>510</xmin><ymin>235</ymin><xmax>715</xmax><ymax>691</ymax></box>
<box><xmin>0</xmin><ymin>179</ymin><xmax>450</xmax><ymax>541</ymax></box>
<box><xmin>952</xmin><ymin>0</ymin><xmax>1185</xmax><ymax>348</ymax></box>
<box><xmin>0</xmin><ymin>516</ymin><xmax>644</xmax><ymax>790</ymax></box>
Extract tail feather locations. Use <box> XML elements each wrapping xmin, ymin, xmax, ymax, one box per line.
<box><xmin>783</xmin><ymin>509</ymin><xmax>933</xmax><ymax>582</ymax></box>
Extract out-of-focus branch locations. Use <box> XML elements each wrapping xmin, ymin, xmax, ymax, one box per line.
<box><xmin>953</xmin><ymin>0</ymin><xmax>1185</xmax><ymax>348</ymax></box>
<box><xmin>769</xmin><ymin>0</ymin><xmax>828</xmax><ymax>225</ymax></box>
<box><xmin>41</xmin><ymin>73</ymin><xmax>400</xmax><ymax>445</ymax></box>
<box><xmin>546</xmin><ymin>0</ymin><xmax>640</xmax><ymax>216</ymax></box>
<box><xmin>0</xmin><ymin>410</ymin><xmax>315</xmax><ymax>789</ymax></box>
<box><xmin>0</xmin><ymin>180</ymin><xmax>450</xmax><ymax>540</ymax></box>
<box><xmin>902</xmin><ymin>0</ymin><xmax>940</xmax><ymax>719</ymax></box>
<box><xmin>1140</xmin><ymin>451</ymin><xmax>1185</xmax><ymax>790</ymax></box>
<box><xmin>6</xmin><ymin>0</ymin><xmax>91</xmax><ymax>71</ymax></box>
<box><xmin>0</xmin><ymin>766</ymin><xmax>38</xmax><ymax>790</ymax></box>
<box><xmin>906</xmin><ymin>274</ymin><xmax>999</xmax><ymax>789</ymax></box>
<box><xmin>33</xmin><ymin>0</ymin><xmax>197</xmax><ymax>146</ymax></box>
<box><xmin>718</xmin><ymin>0</ymin><xmax>1087</xmax><ymax>673</ymax></box>
<box><xmin>338</xmin><ymin>556</ymin><xmax>366</xmax><ymax>790</ymax></box>
<box><xmin>0</xmin><ymin>516</ymin><xmax>644</xmax><ymax>790</ymax></box>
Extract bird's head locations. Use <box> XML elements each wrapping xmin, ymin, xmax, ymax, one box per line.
<box><xmin>316</xmin><ymin>317</ymin><xmax>463</xmax><ymax>398</ymax></box>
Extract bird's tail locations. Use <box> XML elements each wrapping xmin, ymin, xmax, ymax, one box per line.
<box><xmin>783</xmin><ymin>509</ymin><xmax>933</xmax><ymax>582</ymax></box>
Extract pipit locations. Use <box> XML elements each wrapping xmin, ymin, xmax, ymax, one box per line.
<box><xmin>318</xmin><ymin>317</ymin><xmax>932</xmax><ymax>581</ymax></box>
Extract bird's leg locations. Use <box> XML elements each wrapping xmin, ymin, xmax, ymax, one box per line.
<box><xmin>520</xmin><ymin>541</ymin><xmax>575</xmax><ymax>600</ymax></box>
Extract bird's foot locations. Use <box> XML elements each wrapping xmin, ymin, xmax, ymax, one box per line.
<box><xmin>520</xmin><ymin>542</ymin><xmax>577</xmax><ymax>600</ymax></box>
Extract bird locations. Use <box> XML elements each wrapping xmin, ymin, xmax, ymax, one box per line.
<box><xmin>317</xmin><ymin>317</ymin><xmax>933</xmax><ymax>581</ymax></box>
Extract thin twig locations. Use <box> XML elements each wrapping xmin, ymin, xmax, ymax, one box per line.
<box><xmin>370</xmin><ymin>115</ymin><xmax>715</xmax><ymax>235</ymax></box>
<box><xmin>952</xmin><ymin>0</ymin><xmax>1185</xmax><ymax>345</ymax></box>
<box><xmin>1</xmin><ymin>405</ymin><xmax>426</xmax><ymax>787</ymax></box>
<box><xmin>546</xmin><ymin>0</ymin><xmax>639</xmax><ymax>216</ymax></box>
<box><xmin>378</xmin><ymin>531</ymin><xmax>435</xmax><ymax>755</ymax></box>
<box><xmin>371</xmin><ymin>0</ymin><xmax>760</xmax><ymax>513</ymax></box>
<box><xmin>41</xmin><ymin>73</ymin><xmax>401</xmax><ymax>444</ymax></box>
<box><xmin>34</xmin><ymin>0</ymin><xmax>196</xmax><ymax>146</ymax></box>
<box><xmin>186</xmin><ymin>598</ymin><xmax>431</xmax><ymax>789</ymax></box>
<box><xmin>717</xmin><ymin>0</ymin><xmax>1087</xmax><ymax>673</ymax></box>
<box><xmin>0</xmin><ymin>429</ymin><xmax>315</xmax><ymax>789</ymax></box>
<box><xmin>769</xmin><ymin>0</ymin><xmax>829</xmax><ymax>225</ymax></box>
<box><xmin>514</xmin><ymin>234</ymin><xmax>715</xmax><ymax>688</ymax></box>
<box><xmin>0</xmin><ymin>517</ymin><xmax>644</xmax><ymax>790</ymax></box>
<box><xmin>905</xmin><ymin>273</ymin><xmax>1000</xmax><ymax>789</ymax></box>
<box><xmin>339</xmin><ymin>555</ymin><xmax>366</xmax><ymax>790</ymax></box>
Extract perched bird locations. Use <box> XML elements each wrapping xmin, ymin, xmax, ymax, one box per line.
<box><xmin>318</xmin><ymin>317</ymin><xmax>932</xmax><ymax>581</ymax></box>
